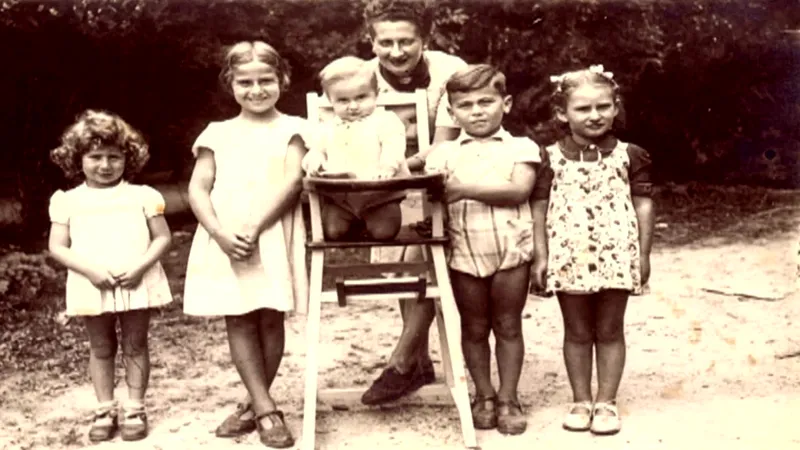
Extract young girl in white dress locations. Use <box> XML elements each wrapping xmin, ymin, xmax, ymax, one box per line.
<box><xmin>48</xmin><ymin>109</ymin><xmax>173</xmax><ymax>443</ymax></box>
<box><xmin>183</xmin><ymin>41</ymin><xmax>308</xmax><ymax>448</ymax></box>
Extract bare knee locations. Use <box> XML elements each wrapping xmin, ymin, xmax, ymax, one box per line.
<box><xmin>564</xmin><ymin>324</ymin><xmax>594</xmax><ymax>345</ymax></box>
<box><xmin>492</xmin><ymin>314</ymin><xmax>522</xmax><ymax>341</ymax></box>
<box><xmin>121</xmin><ymin>329</ymin><xmax>149</xmax><ymax>358</ymax></box>
<box><xmin>462</xmin><ymin>318</ymin><xmax>491</xmax><ymax>343</ymax></box>
<box><xmin>90</xmin><ymin>334</ymin><xmax>118</xmax><ymax>360</ymax></box>
<box><xmin>322</xmin><ymin>204</ymin><xmax>354</xmax><ymax>240</ymax></box>
<box><xmin>595</xmin><ymin>321</ymin><xmax>625</xmax><ymax>344</ymax></box>
<box><xmin>364</xmin><ymin>204</ymin><xmax>401</xmax><ymax>241</ymax></box>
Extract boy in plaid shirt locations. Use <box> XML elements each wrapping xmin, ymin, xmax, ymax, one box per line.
<box><xmin>424</xmin><ymin>64</ymin><xmax>540</xmax><ymax>435</ymax></box>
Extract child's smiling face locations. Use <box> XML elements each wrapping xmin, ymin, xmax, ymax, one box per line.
<box><xmin>557</xmin><ymin>83</ymin><xmax>619</xmax><ymax>144</ymax></box>
<box><xmin>231</xmin><ymin>60</ymin><xmax>281</xmax><ymax>116</ymax></box>
<box><xmin>82</xmin><ymin>146</ymin><xmax>125</xmax><ymax>188</ymax></box>
<box><xmin>327</xmin><ymin>76</ymin><xmax>378</xmax><ymax>121</ymax></box>
<box><xmin>448</xmin><ymin>85</ymin><xmax>511</xmax><ymax>138</ymax></box>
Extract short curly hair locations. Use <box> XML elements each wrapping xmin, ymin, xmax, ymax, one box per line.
<box><xmin>219</xmin><ymin>41</ymin><xmax>291</xmax><ymax>93</ymax></box>
<box><xmin>363</xmin><ymin>0</ymin><xmax>434</xmax><ymax>38</ymax></box>
<box><xmin>50</xmin><ymin>109</ymin><xmax>150</xmax><ymax>181</ymax></box>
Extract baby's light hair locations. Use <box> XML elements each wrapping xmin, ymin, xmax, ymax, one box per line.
<box><xmin>363</xmin><ymin>0</ymin><xmax>433</xmax><ymax>38</ymax></box>
<box><xmin>445</xmin><ymin>64</ymin><xmax>507</xmax><ymax>98</ymax></box>
<box><xmin>50</xmin><ymin>109</ymin><xmax>149</xmax><ymax>181</ymax></box>
<box><xmin>319</xmin><ymin>56</ymin><xmax>378</xmax><ymax>96</ymax></box>
<box><xmin>549</xmin><ymin>64</ymin><xmax>621</xmax><ymax>111</ymax></box>
<box><xmin>219</xmin><ymin>41</ymin><xmax>291</xmax><ymax>93</ymax></box>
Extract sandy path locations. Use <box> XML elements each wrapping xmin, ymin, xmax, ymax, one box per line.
<box><xmin>1</xmin><ymin>231</ymin><xmax>798</xmax><ymax>450</ymax></box>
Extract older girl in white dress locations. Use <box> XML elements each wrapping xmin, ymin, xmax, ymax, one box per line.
<box><xmin>183</xmin><ymin>41</ymin><xmax>307</xmax><ymax>448</ymax></box>
<box><xmin>48</xmin><ymin>110</ymin><xmax>173</xmax><ymax>443</ymax></box>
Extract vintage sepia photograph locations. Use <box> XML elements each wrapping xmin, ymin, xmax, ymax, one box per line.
<box><xmin>0</xmin><ymin>0</ymin><xmax>798</xmax><ymax>448</ymax></box>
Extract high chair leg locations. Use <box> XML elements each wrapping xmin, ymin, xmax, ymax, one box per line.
<box><xmin>430</xmin><ymin>245</ymin><xmax>478</xmax><ymax>448</ymax></box>
<box><xmin>302</xmin><ymin>249</ymin><xmax>325</xmax><ymax>450</ymax></box>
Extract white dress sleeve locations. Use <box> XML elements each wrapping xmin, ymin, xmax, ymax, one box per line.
<box><xmin>48</xmin><ymin>190</ymin><xmax>70</xmax><ymax>225</ymax></box>
<box><xmin>140</xmin><ymin>185</ymin><xmax>167</xmax><ymax>218</ymax></box>
<box><xmin>191</xmin><ymin>122</ymin><xmax>219</xmax><ymax>157</ymax></box>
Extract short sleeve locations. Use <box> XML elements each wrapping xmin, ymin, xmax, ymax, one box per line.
<box><xmin>434</xmin><ymin>92</ymin><xmax>456</xmax><ymax>128</ymax></box>
<box><xmin>531</xmin><ymin>147</ymin><xmax>553</xmax><ymax>201</ymax></box>
<box><xmin>140</xmin><ymin>185</ymin><xmax>167</xmax><ymax>218</ymax></box>
<box><xmin>627</xmin><ymin>144</ymin><xmax>653</xmax><ymax>197</ymax></box>
<box><xmin>191</xmin><ymin>122</ymin><xmax>218</xmax><ymax>157</ymax></box>
<box><xmin>511</xmin><ymin>137</ymin><xmax>542</xmax><ymax>165</ymax></box>
<box><xmin>48</xmin><ymin>190</ymin><xmax>70</xmax><ymax>225</ymax></box>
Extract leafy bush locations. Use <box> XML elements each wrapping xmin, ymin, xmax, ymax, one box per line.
<box><xmin>0</xmin><ymin>249</ymin><xmax>64</xmax><ymax>313</ymax></box>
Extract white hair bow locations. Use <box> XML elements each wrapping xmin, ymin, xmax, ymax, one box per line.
<box><xmin>589</xmin><ymin>64</ymin><xmax>614</xmax><ymax>80</ymax></box>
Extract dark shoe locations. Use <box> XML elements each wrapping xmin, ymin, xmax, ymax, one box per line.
<box><xmin>497</xmin><ymin>400</ymin><xmax>527</xmax><ymax>435</ymax></box>
<box><xmin>361</xmin><ymin>367</ymin><xmax>417</xmax><ymax>405</ymax></box>
<box><xmin>255</xmin><ymin>410</ymin><xmax>294</xmax><ymax>448</ymax></box>
<box><xmin>471</xmin><ymin>395</ymin><xmax>498</xmax><ymax>430</ymax></box>
<box><xmin>215</xmin><ymin>402</ymin><xmax>257</xmax><ymax>438</ymax></box>
<box><xmin>88</xmin><ymin>403</ymin><xmax>118</xmax><ymax>442</ymax></box>
<box><xmin>407</xmin><ymin>360</ymin><xmax>436</xmax><ymax>392</ymax></box>
<box><xmin>120</xmin><ymin>404</ymin><xmax>148</xmax><ymax>442</ymax></box>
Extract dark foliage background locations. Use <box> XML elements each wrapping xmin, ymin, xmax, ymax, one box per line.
<box><xmin>0</xmin><ymin>0</ymin><xmax>798</xmax><ymax>239</ymax></box>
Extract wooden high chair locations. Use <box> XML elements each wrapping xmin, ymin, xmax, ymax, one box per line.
<box><xmin>301</xmin><ymin>90</ymin><xmax>478</xmax><ymax>450</ymax></box>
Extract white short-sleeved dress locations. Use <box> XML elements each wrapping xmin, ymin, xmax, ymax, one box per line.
<box><xmin>48</xmin><ymin>182</ymin><xmax>173</xmax><ymax>316</ymax></box>
<box><xmin>183</xmin><ymin>115</ymin><xmax>309</xmax><ymax>316</ymax></box>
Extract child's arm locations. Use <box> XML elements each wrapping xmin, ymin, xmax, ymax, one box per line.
<box><xmin>633</xmin><ymin>197</ymin><xmax>654</xmax><ymax>284</ymax></box>
<box><xmin>113</xmin><ymin>214</ymin><xmax>172</xmax><ymax>289</ymax></box>
<box><xmin>446</xmin><ymin>162</ymin><xmax>537</xmax><ymax>206</ymax></box>
<box><xmin>48</xmin><ymin>223</ymin><xmax>117</xmax><ymax>289</ymax></box>
<box><xmin>531</xmin><ymin>198</ymin><xmax>549</xmax><ymax>290</ymax></box>
<box><xmin>188</xmin><ymin>147</ymin><xmax>253</xmax><ymax>260</ymax></box>
<box><xmin>247</xmin><ymin>134</ymin><xmax>306</xmax><ymax>237</ymax></box>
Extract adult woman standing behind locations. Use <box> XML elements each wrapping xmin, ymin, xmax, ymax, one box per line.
<box><xmin>361</xmin><ymin>0</ymin><xmax>468</xmax><ymax>406</ymax></box>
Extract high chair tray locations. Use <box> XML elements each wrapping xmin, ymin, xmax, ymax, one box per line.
<box><xmin>303</xmin><ymin>172</ymin><xmax>445</xmax><ymax>193</ymax></box>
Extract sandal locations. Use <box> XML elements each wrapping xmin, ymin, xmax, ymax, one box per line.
<box><xmin>215</xmin><ymin>402</ymin><xmax>256</xmax><ymax>438</ymax></box>
<box><xmin>497</xmin><ymin>400</ymin><xmax>527</xmax><ymax>435</ymax></box>
<box><xmin>562</xmin><ymin>401</ymin><xmax>593</xmax><ymax>432</ymax></box>
<box><xmin>254</xmin><ymin>410</ymin><xmax>294</xmax><ymax>448</ymax></box>
<box><xmin>88</xmin><ymin>401</ymin><xmax>118</xmax><ymax>442</ymax></box>
<box><xmin>470</xmin><ymin>395</ymin><xmax>497</xmax><ymax>430</ymax></box>
<box><xmin>590</xmin><ymin>401</ymin><xmax>621</xmax><ymax>435</ymax></box>
<box><xmin>120</xmin><ymin>402</ymin><xmax>148</xmax><ymax>441</ymax></box>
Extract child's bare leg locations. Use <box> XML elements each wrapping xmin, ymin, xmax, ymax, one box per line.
<box><xmin>451</xmin><ymin>269</ymin><xmax>495</xmax><ymax>399</ymax></box>
<box><xmin>322</xmin><ymin>202</ymin><xmax>356</xmax><ymax>241</ymax></box>
<box><xmin>363</xmin><ymin>202</ymin><xmax>402</xmax><ymax>241</ymax></box>
<box><xmin>490</xmin><ymin>264</ymin><xmax>530</xmax><ymax>404</ymax></box>
<box><xmin>557</xmin><ymin>293</ymin><xmax>595</xmax><ymax>403</ymax></box>
<box><xmin>256</xmin><ymin>309</ymin><xmax>285</xmax><ymax>397</ymax></box>
<box><xmin>225</xmin><ymin>311</ymin><xmax>276</xmax><ymax>415</ymax></box>
<box><xmin>593</xmin><ymin>289</ymin><xmax>628</xmax><ymax>408</ymax></box>
<box><xmin>389</xmin><ymin>298</ymin><xmax>435</xmax><ymax>373</ymax></box>
<box><xmin>119</xmin><ymin>309</ymin><xmax>151</xmax><ymax>402</ymax></box>
<box><xmin>84</xmin><ymin>314</ymin><xmax>118</xmax><ymax>403</ymax></box>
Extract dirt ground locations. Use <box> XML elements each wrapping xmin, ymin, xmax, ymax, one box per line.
<box><xmin>1</xmin><ymin>188</ymin><xmax>799</xmax><ymax>450</ymax></box>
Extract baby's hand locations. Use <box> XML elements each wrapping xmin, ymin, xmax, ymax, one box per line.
<box><xmin>302</xmin><ymin>151</ymin><xmax>327</xmax><ymax>176</ymax></box>
<box><xmin>374</xmin><ymin>167</ymin><xmax>397</xmax><ymax>180</ymax></box>
<box><xmin>86</xmin><ymin>266</ymin><xmax>118</xmax><ymax>290</ymax></box>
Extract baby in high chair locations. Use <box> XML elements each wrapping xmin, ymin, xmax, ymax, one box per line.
<box><xmin>302</xmin><ymin>56</ymin><xmax>411</xmax><ymax>241</ymax></box>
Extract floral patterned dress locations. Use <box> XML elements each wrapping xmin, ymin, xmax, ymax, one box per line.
<box><xmin>543</xmin><ymin>141</ymin><xmax>643</xmax><ymax>294</ymax></box>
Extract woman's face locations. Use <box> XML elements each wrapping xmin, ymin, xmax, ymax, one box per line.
<box><xmin>370</xmin><ymin>20</ymin><xmax>425</xmax><ymax>78</ymax></box>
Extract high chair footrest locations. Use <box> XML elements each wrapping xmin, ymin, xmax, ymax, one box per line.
<box><xmin>306</xmin><ymin>236</ymin><xmax>448</xmax><ymax>249</ymax></box>
<box><xmin>321</xmin><ymin>286</ymin><xmax>440</xmax><ymax>303</ymax></box>
<box><xmin>334</xmin><ymin>277</ymin><xmax>427</xmax><ymax>306</ymax></box>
